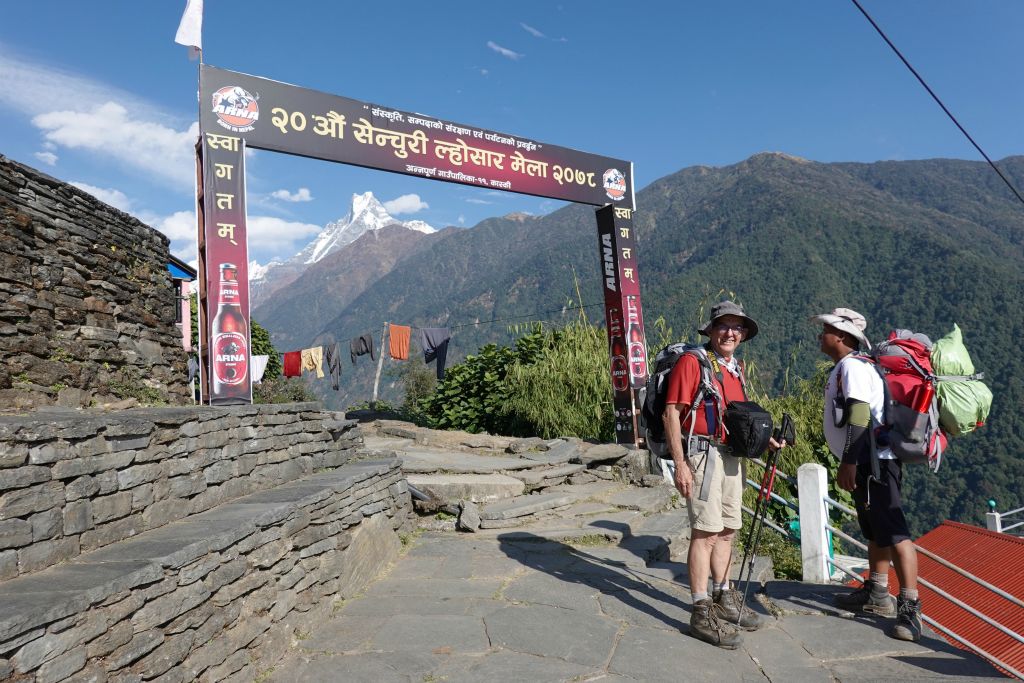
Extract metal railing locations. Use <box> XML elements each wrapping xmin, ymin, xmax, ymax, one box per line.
<box><xmin>739</xmin><ymin>460</ymin><xmax>1022</xmax><ymax>680</ymax></box>
<box><xmin>987</xmin><ymin>505</ymin><xmax>1024</xmax><ymax>535</ymax></box>
<box><xmin>821</xmin><ymin>488</ymin><xmax>1024</xmax><ymax>679</ymax></box>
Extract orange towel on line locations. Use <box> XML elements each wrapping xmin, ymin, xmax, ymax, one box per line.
<box><xmin>389</xmin><ymin>324</ymin><xmax>411</xmax><ymax>361</ymax></box>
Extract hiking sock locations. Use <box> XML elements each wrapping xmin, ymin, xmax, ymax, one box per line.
<box><xmin>713</xmin><ymin>582</ymin><xmax>729</xmax><ymax>593</ymax></box>
<box><xmin>870</xmin><ymin>572</ymin><xmax>889</xmax><ymax>589</ymax></box>
<box><xmin>899</xmin><ymin>588</ymin><xmax>919</xmax><ymax>602</ymax></box>
<box><xmin>693</xmin><ymin>592</ymin><xmax>709</xmax><ymax>603</ymax></box>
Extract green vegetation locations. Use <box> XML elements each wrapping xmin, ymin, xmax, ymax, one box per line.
<box><xmin>108</xmin><ymin>366</ymin><xmax>168</xmax><ymax>405</ymax></box>
<box><xmin>251</xmin><ymin>320</ymin><xmax>282</xmax><ymax>379</ymax></box>
<box><xmin>265</xmin><ymin>153</ymin><xmax>1023</xmax><ymax>534</ymax></box>
<box><xmin>418</xmin><ymin>318</ymin><xmax>615</xmax><ymax>441</ymax></box>
<box><xmin>250</xmin><ymin>318</ymin><xmax>316</xmax><ymax>404</ymax></box>
<box><xmin>48</xmin><ymin>347</ymin><xmax>74</xmax><ymax>363</ymax></box>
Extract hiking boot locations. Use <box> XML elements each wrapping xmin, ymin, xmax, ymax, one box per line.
<box><xmin>689</xmin><ymin>598</ymin><xmax>743</xmax><ymax>649</ymax></box>
<box><xmin>890</xmin><ymin>596</ymin><xmax>923</xmax><ymax>642</ymax></box>
<box><xmin>714</xmin><ymin>586</ymin><xmax>763</xmax><ymax>630</ymax></box>
<box><xmin>834</xmin><ymin>579</ymin><xmax>896</xmax><ymax>617</ymax></box>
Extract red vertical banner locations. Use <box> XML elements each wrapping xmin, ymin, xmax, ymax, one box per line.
<box><xmin>596</xmin><ymin>205</ymin><xmax>648</xmax><ymax>446</ymax></box>
<box><xmin>201</xmin><ymin>131</ymin><xmax>252</xmax><ymax>405</ymax></box>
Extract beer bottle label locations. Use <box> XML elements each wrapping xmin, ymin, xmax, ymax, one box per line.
<box><xmin>213</xmin><ymin>331</ymin><xmax>248</xmax><ymax>385</ymax></box>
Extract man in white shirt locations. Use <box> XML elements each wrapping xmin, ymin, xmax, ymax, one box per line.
<box><xmin>814</xmin><ymin>308</ymin><xmax>922</xmax><ymax>643</ymax></box>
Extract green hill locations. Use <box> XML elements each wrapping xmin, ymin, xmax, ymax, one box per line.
<box><xmin>268</xmin><ymin>152</ymin><xmax>1024</xmax><ymax>534</ymax></box>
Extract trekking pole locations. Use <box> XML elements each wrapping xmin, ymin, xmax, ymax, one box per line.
<box><xmin>739</xmin><ymin>413</ymin><xmax>795</xmax><ymax>612</ymax></box>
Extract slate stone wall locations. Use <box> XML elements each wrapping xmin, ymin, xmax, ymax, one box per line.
<box><xmin>0</xmin><ymin>403</ymin><xmax>364</xmax><ymax>579</ymax></box>
<box><xmin>0</xmin><ymin>155</ymin><xmax>189</xmax><ymax>411</ymax></box>
<box><xmin>0</xmin><ymin>459</ymin><xmax>410</xmax><ymax>683</ymax></box>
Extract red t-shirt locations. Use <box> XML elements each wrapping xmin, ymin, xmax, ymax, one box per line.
<box><xmin>664</xmin><ymin>353</ymin><xmax>746</xmax><ymax>439</ymax></box>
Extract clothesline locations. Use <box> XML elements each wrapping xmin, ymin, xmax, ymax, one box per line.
<box><xmin>304</xmin><ymin>299</ymin><xmax>606</xmax><ymax>349</ymax></box>
<box><xmin>272</xmin><ymin>299</ymin><xmax>606</xmax><ymax>390</ymax></box>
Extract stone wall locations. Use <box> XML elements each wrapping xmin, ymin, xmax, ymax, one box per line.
<box><xmin>0</xmin><ymin>155</ymin><xmax>189</xmax><ymax>411</ymax></box>
<box><xmin>0</xmin><ymin>459</ymin><xmax>410</xmax><ymax>683</ymax></box>
<box><xmin>0</xmin><ymin>403</ymin><xmax>361</xmax><ymax>579</ymax></box>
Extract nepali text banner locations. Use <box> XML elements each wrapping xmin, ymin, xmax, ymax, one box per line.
<box><xmin>199</xmin><ymin>65</ymin><xmax>634</xmax><ymax>208</ymax></box>
<box><xmin>596</xmin><ymin>205</ymin><xmax>648</xmax><ymax>445</ymax></box>
<box><xmin>201</xmin><ymin>133</ymin><xmax>253</xmax><ymax>405</ymax></box>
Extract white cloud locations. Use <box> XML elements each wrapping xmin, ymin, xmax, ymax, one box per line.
<box><xmin>0</xmin><ymin>51</ymin><xmax>197</xmax><ymax>190</ymax></box>
<box><xmin>384</xmin><ymin>194</ymin><xmax>429</xmax><ymax>214</ymax></box>
<box><xmin>247</xmin><ymin>216</ymin><xmax>322</xmax><ymax>253</ymax></box>
<box><xmin>32</xmin><ymin>102</ymin><xmax>198</xmax><ymax>189</ymax></box>
<box><xmin>521</xmin><ymin>23</ymin><xmax>546</xmax><ymax>38</ymax></box>
<box><xmin>149</xmin><ymin>211</ymin><xmax>322</xmax><ymax>264</ymax></box>
<box><xmin>34</xmin><ymin>151</ymin><xmax>58</xmax><ymax>166</ymax></box>
<box><xmin>153</xmin><ymin>210</ymin><xmax>197</xmax><ymax>242</ymax></box>
<box><xmin>0</xmin><ymin>51</ymin><xmax>161</xmax><ymax>119</ymax></box>
<box><xmin>458</xmin><ymin>214</ymin><xmax>466</xmax><ymax>225</ymax></box>
<box><xmin>465</xmin><ymin>198</ymin><xmax>493</xmax><ymax>205</ymax></box>
<box><xmin>487</xmin><ymin>41</ymin><xmax>524</xmax><ymax>61</ymax></box>
<box><xmin>270</xmin><ymin>187</ymin><xmax>313</xmax><ymax>203</ymax></box>
<box><xmin>71</xmin><ymin>182</ymin><xmax>132</xmax><ymax>212</ymax></box>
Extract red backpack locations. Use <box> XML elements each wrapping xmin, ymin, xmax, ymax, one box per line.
<box><xmin>842</xmin><ymin>330</ymin><xmax>948</xmax><ymax>471</ymax></box>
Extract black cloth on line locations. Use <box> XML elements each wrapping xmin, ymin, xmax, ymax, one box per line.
<box><xmin>421</xmin><ymin>327</ymin><xmax>451</xmax><ymax>380</ymax></box>
<box><xmin>323</xmin><ymin>342</ymin><xmax>341</xmax><ymax>391</ymax></box>
<box><xmin>350</xmin><ymin>333</ymin><xmax>376</xmax><ymax>364</ymax></box>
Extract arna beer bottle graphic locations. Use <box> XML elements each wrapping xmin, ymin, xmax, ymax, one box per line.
<box><xmin>211</xmin><ymin>263</ymin><xmax>250</xmax><ymax>403</ymax></box>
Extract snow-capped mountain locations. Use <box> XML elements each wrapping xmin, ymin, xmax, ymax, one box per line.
<box><xmin>249</xmin><ymin>192</ymin><xmax>435</xmax><ymax>308</ymax></box>
<box><xmin>297</xmin><ymin>191</ymin><xmax>435</xmax><ymax>265</ymax></box>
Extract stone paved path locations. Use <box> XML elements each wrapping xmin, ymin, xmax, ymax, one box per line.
<box><xmin>266</xmin><ymin>531</ymin><xmax>1004</xmax><ymax>682</ymax></box>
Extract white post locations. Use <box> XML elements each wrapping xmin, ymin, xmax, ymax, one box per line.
<box><xmin>986</xmin><ymin>512</ymin><xmax>1002</xmax><ymax>533</ymax></box>
<box><xmin>797</xmin><ymin>463</ymin><xmax>831</xmax><ymax>584</ymax></box>
<box><xmin>371</xmin><ymin>322</ymin><xmax>388</xmax><ymax>407</ymax></box>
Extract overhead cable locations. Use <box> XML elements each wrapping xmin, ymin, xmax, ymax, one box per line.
<box><xmin>850</xmin><ymin>0</ymin><xmax>1024</xmax><ymax>208</ymax></box>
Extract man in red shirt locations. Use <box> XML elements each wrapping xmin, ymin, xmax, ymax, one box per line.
<box><xmin>663</xmin><ymin>300</ymin><xmax>769</xmax><ymax>648</ymax></box>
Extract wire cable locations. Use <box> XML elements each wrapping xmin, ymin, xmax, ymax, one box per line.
<box><xmin>301</xmin><ymin>299</ymin><xmax>608</xmax><ymax>352</ymax></box>
<box><xmin>849</xmin><ymin>0</ymin><xmax>1024</xmax><ymax>208</ymax></box>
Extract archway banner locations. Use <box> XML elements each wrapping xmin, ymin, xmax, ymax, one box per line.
<box><xmin>199</xmin><ymin>65</ymin><xmax>634</xmax><ymax>209</ymax></box>
<box><xmin>596</xmin><ymin>205</ymin><xmax>648</xmax><ymax>445</ymax></box>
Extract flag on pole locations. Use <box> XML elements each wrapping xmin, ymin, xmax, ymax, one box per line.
<box><xmin>174</xmin><ymin>0</ymin><xmax>203</xmax><ymax>59</ymax></box>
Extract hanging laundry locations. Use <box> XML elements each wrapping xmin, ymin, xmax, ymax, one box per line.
<box><xmin>283</xmin><ymin>351</ymin><xmax>302</xmax><ymax>377</ymax></box>
<box><xmin>300</xmin><ymin>346</ymin><xmax>325</xmax><ymax>378</ymax></box>
<box><xmin>186</xmin><ymin>355</ymin><xmax>199</xmax><ymax>384</ymax></box>
<box><xmin>323</xmin><ymin>342</ymin><xmax>341</xmax><ymax>391</ymax></box>
<box><xmin>351</xmin><ymin>333</ymin><xmax>376</xmax><ymax>364</ymax></box>
<box><xmin>421</xmin><ymin>327</ymin><xmax>451</xmax><ymax>380</ymax></box>
<box><xmin>389</xmin><ymin>324</ymin><xmax>411</xmax><ymax>360</ymax></box>
<box><xmin>251</xmin><ymin>355</ymin><xmax>270</xmax><ymax>384</ymax></box>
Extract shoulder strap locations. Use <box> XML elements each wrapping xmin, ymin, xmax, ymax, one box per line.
<box><xmin>686</xmin><ymin>345</ymin><xmax>727</xmax><ymax>440</ymax></box>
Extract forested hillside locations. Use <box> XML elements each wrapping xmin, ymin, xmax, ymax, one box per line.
<box><xmin>264</xmin><ymin>152</ymin><xmax>1024</xmax><ymax>534</ymax></box>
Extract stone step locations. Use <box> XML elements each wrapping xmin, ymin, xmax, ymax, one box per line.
<box><xmin>478</xmin><ymin>492</ymin><xmax>577</xmax><ymax>522</ymax></box>
<box><xmin>598</xmin><ymin>485</ymin><xmax>676</xmax><ymax>512</ymax></box>
<box><xmin>406</xmin><ymin>473</ymin><xmax>525</xmax><ymax>504</ymax></box>
<box><xmin>380</xmin><ymin>445</ymin><xmax>540</xmax><ymax>474</ymax></box>
<box><xmin>519</xmin><ymin>440</ymin><xmax>582</xmax><ymax>465</ymax></box>
<box><xmin>513</xmin><ymin>463</ymin><xmax>586</xmax><ymax>488</ymax></box>
<box><xmin>0</xmin><ymin>459</ymin><xmax>412</xmax><ymax>683</ymax></box>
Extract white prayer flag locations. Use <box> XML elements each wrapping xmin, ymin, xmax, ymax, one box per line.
<box><xmin>174</xmin><ymin>0</ymin><xmax>203</xmax><ymax>57</ymax></box>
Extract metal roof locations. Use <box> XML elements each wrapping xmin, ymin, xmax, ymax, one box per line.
<box><xmin>885</xmin><ymin>521</ymin><xmax>1024</xmax><ymax>677</ymax></box>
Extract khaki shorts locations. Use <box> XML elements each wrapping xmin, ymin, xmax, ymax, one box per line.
<box><xmin>686</xmin><ymin>444</ymin><xmax>743</xmax><ymax>533</ymax></box>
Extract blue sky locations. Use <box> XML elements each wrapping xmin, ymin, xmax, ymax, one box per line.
<box><xmin>1</xmin><ymin>1</ymin><xmax>1022</xmax><ymax>267</ymax></box>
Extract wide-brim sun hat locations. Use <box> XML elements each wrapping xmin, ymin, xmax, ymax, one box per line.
<box><xmin>811</xmin><ymin>307</ymin><xmax>872</xmax><ymax>350</ymax></box>
<box><xmin>699</xmin><ymin>300</ymin><xmax>759</xmax><ymax>341</ymax></box>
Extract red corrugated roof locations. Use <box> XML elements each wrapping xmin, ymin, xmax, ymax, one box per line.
<box><xmin>856</xmin><ymin>521</ymin><xmax>1024</xmax><ymax>677</ymax></box>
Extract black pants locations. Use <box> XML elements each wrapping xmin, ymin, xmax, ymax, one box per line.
<box><xmin>852</xmin><ymin>458</ymin><xmax>912</xmax><ymax>547</ymax></box>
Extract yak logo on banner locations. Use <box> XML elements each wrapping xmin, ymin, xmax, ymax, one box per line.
<box><xmin>212</xmin><ymin>86</ymin><xmax>259</xmax><ymax>133</ymax></box>
<box><xmin>603</xmin><ymin>168</ymin><xmax>627</xmax><ymax>201</ymax></box>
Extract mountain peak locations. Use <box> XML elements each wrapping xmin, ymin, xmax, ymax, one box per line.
<box><xmin>294</xmin><ymin>191</ymin><xmax>435</xmax><ymax>266</ymax></box>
